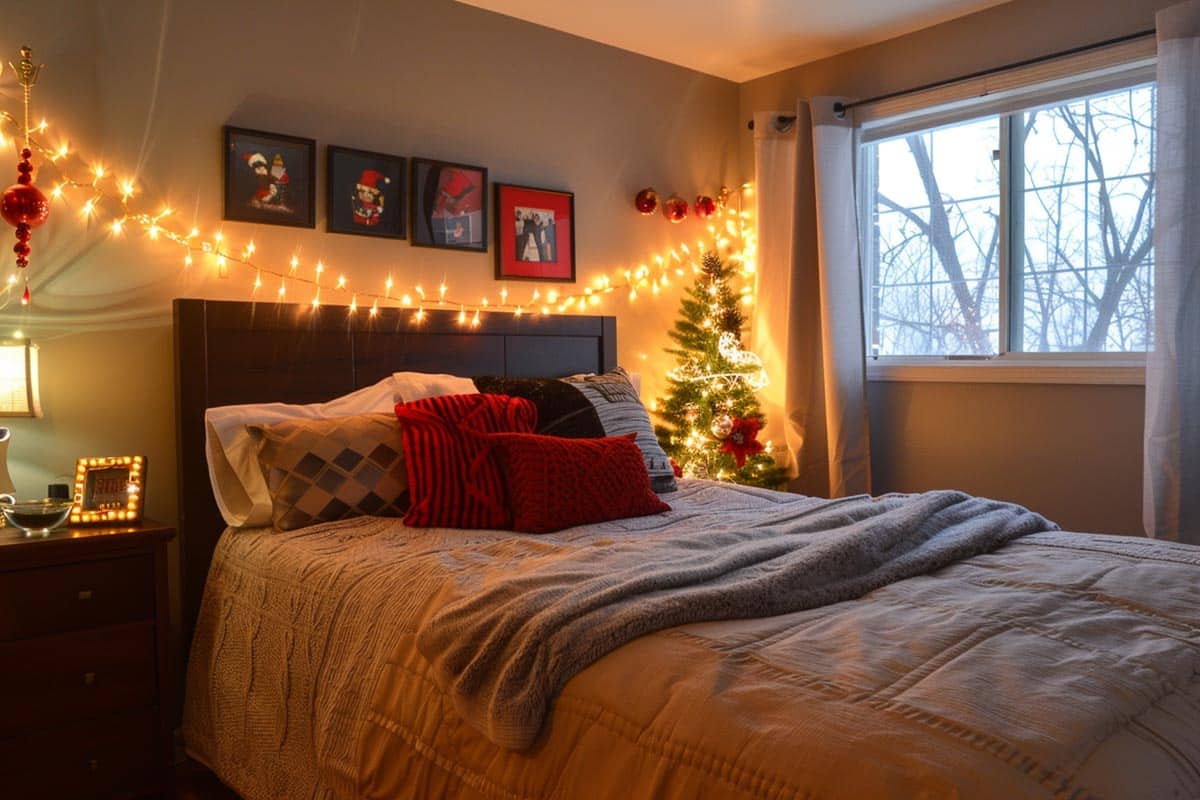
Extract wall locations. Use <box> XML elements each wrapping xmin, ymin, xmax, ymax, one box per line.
<box><xmin>740</xmin><ymin>0</ymin><xmax>1170</xmax><ymax>535</ymax></box>
<box><xmin>0</xmin><ymin>0</ymin><xmax>739</xmax><ymax>523</ymax></box>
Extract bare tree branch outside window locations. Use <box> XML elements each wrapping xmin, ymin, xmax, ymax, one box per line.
<box><xmin>864</xmin><ymin>83</ymin><xmax>1155</xmax><ymax>356</ymax></box>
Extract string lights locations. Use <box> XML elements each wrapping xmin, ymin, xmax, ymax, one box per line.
<box><xmin>0</xmin><ymin>76</ymin><xmax>758</xmax><ymax>319</ymax></box>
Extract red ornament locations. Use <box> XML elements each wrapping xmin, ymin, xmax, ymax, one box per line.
<box><xmin>694</xmin><ymin>195</ymin><xmax>716</xmax><ymax>219</ymax></box>
<box><xmin>670</xmin><ymin>458</ymin><xmax>683</xmax><ymax>478</ymax></box>
<box><xmin>0</xmin><ymin>183</ymin><xmax>49</xmax><ymax>230</ymax></box>
<box><xmin>20</xmin><ymin>283</ymin><xmax>30</xmax><ymax>306</ymax></box>
<box><xmin>663</xmin><ymin>194</ymin><xmax>688</xmax><ymax>223</ymax></box>
<box><xmin>719</xmin><ymin>417</ymin><xmax>765</xmax><ymax>467</ymax></box>
<box><xmin>634</xmin><ymin>187</ymin><xmax>659</xmax><ymax>215</ymax></box>
<box><xmin>1</xmin><ymin>148</ymin><xmax>50</xmax><ymax>272</ymax></box>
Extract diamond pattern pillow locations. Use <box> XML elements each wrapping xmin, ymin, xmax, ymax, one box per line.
<box><xmin>252</xmin><ymin>413</ymin><xmax>409</xmax><ymax>531</ymax></box>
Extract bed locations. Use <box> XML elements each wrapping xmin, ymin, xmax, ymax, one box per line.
<box><xmin>175</xmin><ymin>298</ymin><xmax>1200</xmax><ymax>800</ymax></box>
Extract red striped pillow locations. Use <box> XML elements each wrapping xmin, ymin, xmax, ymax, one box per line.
<box><xmin>394</xmin><ymin>393</ymin><xmax>537</xmax><ymax>528</ymax></box>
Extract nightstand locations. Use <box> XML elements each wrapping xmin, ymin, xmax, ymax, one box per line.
<box><xmin>0</xmin><ymin>520</ymin><xmax>175</xmax><ymax>799</ymax></box>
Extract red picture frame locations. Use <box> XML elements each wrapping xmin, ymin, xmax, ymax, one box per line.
<box><xmin>495</xmin><ymin>183</ymin><xmax>575</xmax><ymax>282</ymax></box>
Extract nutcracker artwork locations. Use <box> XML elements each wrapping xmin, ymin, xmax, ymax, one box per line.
<box><xmin>243</xmin><ymin>151</ymin><xmax>292</xmax><ymax>213</ymax></box>
<box><xmin>352</xmin><ymin>170</ymin><xmax>389</xmax><ymax>227</ymax></box>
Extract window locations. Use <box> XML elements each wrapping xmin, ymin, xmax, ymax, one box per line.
<box><xmin>860</xmin><ymin>81</ymin><xmax>1156</xmax><ymax>359</ymax></box>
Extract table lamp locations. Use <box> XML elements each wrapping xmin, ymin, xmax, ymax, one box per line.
<box><xmin>0</xmin><ymin>339</ymin><xmax>43</xmax><ymax>504</ymax></box>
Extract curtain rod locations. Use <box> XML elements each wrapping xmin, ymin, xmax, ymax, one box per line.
<box><xmin>747</xmin><ymin>27</ymin><xmax>1155</xmax><ymax>130</ymax></box>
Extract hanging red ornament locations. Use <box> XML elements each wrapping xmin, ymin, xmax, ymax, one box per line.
<box><xmin>20</xmin><ymin>282</ymin><xmax>30</xmax><ymax>306</ymax></box>
<box><xmin>694</xmin><ymin>195</ymin><xmax>716</xmax><ymax>219</ymax></box>
<box><xmin>663</xmin><ymin>194</ymin><xmax>688</xmax><ymax>223</ymax></box>
<box><xmin>3</xmin><ymin>46</ymin><xmax>51</xmax><ymax>276</ymax></box>
<box><xmin>719</xmin><ymin>417</ymin><xmax>765</xmax><ymax>467</ymax></box>
<box><xmin>2</xmin><ymin>149</ymin><xmax>50</xmax><ymax>271</ymax></box>
<box><xmin>634</xmin><ymin>187</ymin><xmax>659</xmax><ymax>215</ymax></box>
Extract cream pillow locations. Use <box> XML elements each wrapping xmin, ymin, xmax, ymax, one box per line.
<box><xmin>205</xmin><ymin>372</ymin><xmax>476</xmax><ymax>528</ymax></box>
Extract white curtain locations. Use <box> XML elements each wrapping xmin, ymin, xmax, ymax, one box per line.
<box><xmin>753</xmin><ymin>100</ymin><xmax>872</xmax><ymax>498</ymax></box>
<box><xmin>1145</xmin><ymin>0</ymin><xmax>1200</xmax><ymax>541</ymax></box>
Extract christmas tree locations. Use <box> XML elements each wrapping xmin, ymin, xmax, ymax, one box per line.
<box><xmin>654</xmin><ymin>251</ymin><xmax>786</xmax><ymax>488</ymax></box>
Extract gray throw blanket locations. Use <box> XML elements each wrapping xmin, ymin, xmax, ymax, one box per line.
<box><xmin>416</xmin><ymin>490</ymin><xmax>1058</xmax><ymax>750</ymax></box>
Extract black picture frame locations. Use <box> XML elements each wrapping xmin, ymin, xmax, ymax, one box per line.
<box><xmin>326</xmin><ymin>145</ymin><xmax>407</xmax><ymax>239</ymax></box>
<box><xmin>494</xmin><ymin>183</ymin><xmax>576</xmax><ymax>282</ymax></box>
<box><xmin>410</xmin><ymin>157</ymin><xmax>488</xmax><ymax>252</ymax></box>
<box><xmin>223</xmin><ymin>126</ymin><xmax>316</xmax><ymax>229</ymax></box>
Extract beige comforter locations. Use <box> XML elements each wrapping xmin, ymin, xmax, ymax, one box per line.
<box><xmin>184</xmin><ymin>481</ymin><xmax>1200</xmax><ymax>800</ymax></box>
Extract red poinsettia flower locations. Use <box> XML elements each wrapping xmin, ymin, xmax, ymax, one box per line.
<box><xmin>719</xmin><ymin>416</ymin><xmax>765</xmax><ymax>467</ymax></box>
<box><xmin>670</xmin><ymin>458</ymin><xmax>683</xmax><ymax>478</ymax></box>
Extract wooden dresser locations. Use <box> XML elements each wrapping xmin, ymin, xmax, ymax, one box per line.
<box><xmin>0</xmin><ymin>521</ymin><xmax>175</xmax><ymax>799</ymax></box>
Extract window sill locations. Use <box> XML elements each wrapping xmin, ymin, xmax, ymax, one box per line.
<box><xmin>866</xmin><ymin>357</ymin><xmax>1146</xmax><ymax>386</ymax></box>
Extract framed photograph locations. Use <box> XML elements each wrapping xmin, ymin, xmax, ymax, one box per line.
<box><xmin>70</xmin><ymin>455</ymin><xmax>146</xmax><ymax>525</ymax></box>
<box><xmin>327</xmin><ymin>145</ymin><xmax>407</xmax><ymax>238</ymax></box>
<box><xmin>495</xmin><ymin>183</ymin><xmax>575</xmax><ymax>282</ymax></box>
<box><xmin>223</xmin><ymin>126</ymin><xmax>316</xmax><ymax>228</ymax></box>
<box><xmin>410</xmin><ymin>157</ymin><xmax>487</xmax><ymax>251</ymax></box>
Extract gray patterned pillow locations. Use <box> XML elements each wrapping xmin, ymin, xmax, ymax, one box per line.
<box><xmin>562</xmin><ymin>369</ymin><xmax>676</xmax><ymax>492</ymax></box>
<box><xmin>251</xmin><ymin>413</ymin><xmax>409</xmax><ymax>531</ymax></box>
<box><xmin>474</xmin><ymin>367</ymin><xmax>677</xmax><ymax>493</ymax></box>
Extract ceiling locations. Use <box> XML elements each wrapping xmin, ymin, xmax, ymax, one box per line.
<box><xmin>456</xmin><ymin>0</ymin><xmax>1011</xmax><ymax>83</ymax></box>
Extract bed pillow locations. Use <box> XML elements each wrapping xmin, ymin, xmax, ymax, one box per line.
<box><xmin>473</xmin><ymin>367</ymin><xmax>677</xmax><ymax>493</ymax></box>
<box><xmin>394</xmin><ymin>393</ymin><xmax>537</xmax><ymax>529</ymax></box>
<box><xmin>251</xmin><ymin>413</ymin><xmax>409</xmax><ymax>531</ymax></box>
<box><xmin>479</xmin><ymin>431</ymin><xmax>670</xmax><ymax>534</ymax></box>
<box><xmin>205</xmin><ymin>372</ymin><xmax>476</xmax><ymax>528</ymax></box>
<box><xmin>393</xmin><ymin>372</ymin><xmax>478</xmax><ymax>403</ymax></box>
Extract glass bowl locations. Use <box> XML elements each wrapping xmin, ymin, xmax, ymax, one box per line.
<box><xmin>0</xmin><ymin>498</ymin><xmax>75</xmax><ymax>537</ymax></box>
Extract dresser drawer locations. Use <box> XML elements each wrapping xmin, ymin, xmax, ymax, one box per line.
<box><xmin>0</xmin><ymin>555</ymin><xmax>155</xmax><ymax>641</ymax></box>
<box><xmin>0</xmin><ymin>622</ymin><xmax>157</xmax><ymax>736</ymax></box>
<box><xmin>0</xmin><ymin>708</ymin><xmax>160</xmax><ymax>799</ymax></box>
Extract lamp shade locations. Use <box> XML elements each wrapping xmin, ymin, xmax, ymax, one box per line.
<box><xmin>0</xmin><ymin>427</ymin><xmax>13</xmax><ymax>500</ymax></box>
<box><xmin>0</xmin><ymin>339</ymin><xmax>41</xmax><ymax>418</ymax></box>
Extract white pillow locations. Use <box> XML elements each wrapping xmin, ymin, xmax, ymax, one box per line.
<box><xmin>205</xmin><ymin>372</ymin><xmax>477</xmax><ymax>528</ymax></box>
<box><xmin>393</xmin><ymin>372</ymin><xmax>477</xmax><ymax>402</ymax></box>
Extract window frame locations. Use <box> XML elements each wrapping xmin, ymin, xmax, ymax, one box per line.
<box><xmin>856</xmin><ymin>62</ymin><xmax>1156</xmax><ymax>385</ymax></box>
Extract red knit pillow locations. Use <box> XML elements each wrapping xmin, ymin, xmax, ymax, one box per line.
<box><xmin>480</xmin><ymin>431</ymin><xmax>671</xmax><ymax>534</ymax></box>
<box><xmin>394</xmin><ymin>393</ymin><xmax>537</xmax><ymax>528</ymax></box>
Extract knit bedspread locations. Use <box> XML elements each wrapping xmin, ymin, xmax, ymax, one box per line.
<box><xmin>183</xmin><ymin>480</ymin><xmax>1200</xmax><ymax>800</ymax></box>
<box><xmin>417</xmin><ymin>490</ymin><xmax>1055</xmax><ymax>750</ymax></box>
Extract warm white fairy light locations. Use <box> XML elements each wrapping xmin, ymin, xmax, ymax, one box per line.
<box><xmin>0</xmin><ymin>107</ymin><xmax>758</xmax><ymax>323</ymax></box>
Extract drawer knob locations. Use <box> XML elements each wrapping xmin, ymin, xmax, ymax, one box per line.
<box><xmin>88</xmin><ymin>758</ymin><xmax>100</xmax><ymax>773</ymax></box>
<box><xmin>82</xmin><ymin>672</ymin><xmax>96</xmax><ymax>686</ymax></box>
<box><xmin>77</xmin><ymin>589</ymin><xmax>93</xmax><ymax>601</ymax></box>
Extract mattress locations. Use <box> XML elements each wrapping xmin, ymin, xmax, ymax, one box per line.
<box><xmin>183</xmin><ymin>480</ymin><xmax>1200</xmax><ymax>799</ymax></box>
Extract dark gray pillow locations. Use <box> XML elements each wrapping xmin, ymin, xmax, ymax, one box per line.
<box><xmin>474</xmin><ymin>367</ymin><xmax>677</xmax><ymax>493</ymax></box>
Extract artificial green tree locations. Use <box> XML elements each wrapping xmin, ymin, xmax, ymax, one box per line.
<box><xmin>654</xmin><ymin>251</ymin><xmax>786</xmax><ymax>488</ymax></box>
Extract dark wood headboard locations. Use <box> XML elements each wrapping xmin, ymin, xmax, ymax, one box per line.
<box><xmin>173</xmin><ymin>297</ymin><xmax>616</xmax><ymax>646</ymax></box>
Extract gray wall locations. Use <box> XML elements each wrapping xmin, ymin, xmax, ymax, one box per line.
<box><xmin>739</xmin><ymin>0</ymin><xmax>1168</xmax><ymax>535</ymax></box>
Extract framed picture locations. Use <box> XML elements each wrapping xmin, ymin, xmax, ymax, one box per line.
<box><xmin>495</xmin><ymin>183</ymin><xmax>575</xmax><ymax>282</ymax></box>
<box><xmin>223</xmin><ymin>126</ymin><xmax>315</xmax><ymax>228</ymax></box>
<box><xmin>410</xmin><ymin>157</ymin><xmax>487</xmax><ymax>251</ymax></box>
<box><xmin>70</xmin><ymin>455</ymin><xmax>146</xmax><ymax>525</ymax></box>
<box><xmin>327</xmin><ymin>146</ymin><xmax>407</xmax><ymax>239</ymax></box>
